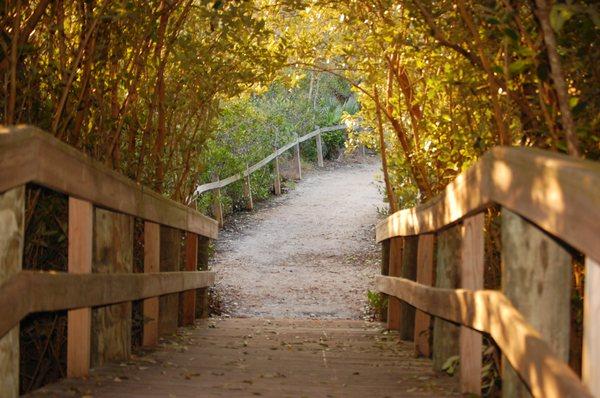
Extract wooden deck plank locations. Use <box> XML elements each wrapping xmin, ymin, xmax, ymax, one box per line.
<box><xmin>29</xmin><ymin>318</ymin><xmax>459</xmax><ymax>397</ymax></box>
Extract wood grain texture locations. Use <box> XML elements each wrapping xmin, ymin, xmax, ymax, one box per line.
<box><xmin>375</xmin><ymin>146</ymin><xmax>600</xmax><ymax>264</ymax></box>
<box><xmin>386</xmin><ymin>237</ymin><xmax>403</xmax><ymax>330</ymax></box>
<box><xmin>379</xmin><ymin>239</ymin><xmax>390</xmax><ymax>323</ymax></box>
<box><xmin>159</xmin><ymin>226</ymin><xmax>182</xmax><ymax>335</ymax></box>
<box><xmin>316</xmin><ymin>132</ymin><xmax>324</xmax><ymax>167</ymax></box>
<box><xmin>414</xmin><ymin>234</ymin><xmax>434</xmax><ymax>357</ymax></box>
<box><xmin>0</xmin><ymin>125</ymin><xmax>217</xmax><ymax>239</ymax></box>
<box><xmin>0</xmin><ymin>270</ymin><xmax>214</xmax><ymax>340</ymax></box>
<box><xmin>195</xmin><ymin>235</ymin><xmax>210</xmax><ymax>319</ymax></box>
<box><xmin>459</xmin><ymin>214</ymin><xmax>484</xmax><ymax>395</ymax></box>
<box><xmin>432</xmin><ymin>225</ymin><xmax>461</xmax><ymax>372</ymax></box>
<box><xmin>583</xmin><ymin>257</ymin><xmax>600</xmax><ymax>397</ymax></box>
<box><xmin>501</xmin><ymin>209</ymin><xmax>572</xmax><ymax>398</ymax></box>
<box><xmin>0</xmin><ymin>187</ymin><xmax>24</xmax><ymax>398</ymax></box>
<box><xmin>67</xmin><ymin>198</ymin><xmax>94</xmax><ymax>378</ymax></box>
<box><xmin>375</xmin><ymin>276</ymin><xmax>592</xmax><ymax>398</ymax></box>
<box><xmin>31</xmin><ymin>318</ymin><xmax>459</xmax><ymax>398</ymax></box>
<box><xmin>399</xmin><ymin>236</ymin><xmax>418</xmax><ymax>340</ymax></box>
<box><xmin>181</xmin><ymin>232</ymin><xmax>198</xmax><ymax>326</ymax></box>
<box><xmin>92</xmin><ymin>209</ymin><xmax>133</xmax><ymax>368</ymax></box>
<box><xmin>143</xmin><ymin>222</ymin><xmax>160</xmax><ymax>347</ymax></box>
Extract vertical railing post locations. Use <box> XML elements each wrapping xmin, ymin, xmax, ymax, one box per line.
<box><xmin>159</xmin><ymin>226</ymin><xmax>181</xmax><ymax>335</ymax></box>
<box><xmin>315</xmin><ymin>127</ymin><xmax>324</xmax><ymax>168</ymax></box>
<box><xmin>67</xmin><ymin>197</ymin><xmax>93</xmax><ymax>378</ymax></box>
<box><xmin>414</xmin><ymin>234</ymin><xmax>434</xmax><ymax>357</ymax></box>
<box><xmin>501</xmin><ymin>208</ymin><xmax>571</xmax><ymax>398</ymax></box>
<box><xmin>91</xmin><ymin>209</ymin><xmax>133</xmax><ymax>367</ymax></box>
<box><xmin>293</xmin><ymin>134</ymin><xmax>302</xmax><ymax>180</ymax></box>
<box><xmin>211</xmin><ymin>172</ymin><xmax>223</xmax><ymax>228</ymax></box>
<box><xmin>0</xmin><ymin>186</ymin><xmax>24</xmax><ymax>397</ymax></box>
<box><xmin>143</xmin><ymin>221</ymin><xmax>160</xmax><ymax>346</ymax></box>
<box><xmin>387</xmin><ymin>237</ymin><xmax>403</xmax><ymax>330</ymax></box>
<box><xmin>583</xmin><ymin>257</ymin><xmax>600</xmax><ymax>396</ymax></box>
<box><xmin>242</xmin><ymin>166</ymin><xmax>253</xmax><ymax>211</ymax></box>
<box><xmin>399</xmin><ymin>236</ymin><xmax>418</xmax><ymax>340</ymax></box>
<box><xmin>432</xmin><ymin>224</ymin><xmax>461</xmax><ymax>372</ymax></box>
<box><xmin>195</xmin><ymin>235</ymin><xmax>210</xmax><ymax>319</ymax></box>
<box><xmin>273</xmin><ymin>150</ymin><xmax>282</xmax><ymax>196</ymax></box>
<box><xmin>380</xmin><ymin>239</ymin><xmax>390</xmax><ymax>322</ymax></box>
<box><xmin>181</xmin><ymin>232</ymin><xmax>198</xmax><ymax>326</ymax></box>
<box><xmin>459</xmin><ymin>214</ymin><xmax>484</xmax><ymax>395</ymax></box>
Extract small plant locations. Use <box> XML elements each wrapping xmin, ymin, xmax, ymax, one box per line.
<box><xmin>366</xmin><ymin>290</ymin><xmax>387</xmax><ymax>321</ymax></box>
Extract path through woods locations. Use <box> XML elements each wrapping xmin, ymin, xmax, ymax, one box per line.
<box><xmin>212</xmin><ymin>157</ymin><xmax>383</xmax><ymax>319</ymax></box>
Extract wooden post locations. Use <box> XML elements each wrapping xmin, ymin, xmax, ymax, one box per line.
<box><xmin>316</xmin><ymin>131</ymin><xmax>324</xmax><ymax>167</ymax></box>
<box><xmin>143</xmin><ymin>222</ymin><xmax>160</xmax><ymax>347</ymax></box>
<box><xmin>0</xmin><ymin>186</ymin><xmax>24</xmax><ymax>397</ymax></box>
<box><xmin>459</xmin><ymin>214</ymin><xmax>484</xmax><ymax>395</ymax></box>
<box><xmin>387</xmin><ymin>237</ymin><xmax>403</xmax><ymax>330</ymax></box>
<box><xmin>195</xmin><ymin>235</ymin><xmax>210</xmax><ymax>319</ymax></box>
<box><xmin>211</xmin><ymin>173</ymin><xmax>223</xmax><ymax>228</ymax></box>
<box><xmin>91</xmin><ymin>209</ymin><xmax>133</xmax><ymax>368</ymax></box>
<box><xmin>159</xmin><ymin>226</ymin><xmax>181</xmax><ymax>335</ymax></box>
<box><xmin>414</xmin><ymin>234</ymin><xmax>434</xmax><ymax>357</ymax></box>
<box><xmin>380</xmin><ymin>239</ymin><xmax>390</xmax><ymax>322</ymax></box>
<box><xmin>273</xmin><ymin>152</ymin><xmax>282</xmax><ymax>196</ymax></box>
<box><xmin>293</xmin><ymin>137</ymin><xmax>302</xmax><ymax>180</ymax></box>
<box><xmin>583</xmin><ymin>257</ymin><xmax>600</xmax><ymax>396</ymax></box>
<box><xmin>181</xmin><ymin>232</ymin><xmax>198</xmax><ymax>326</ymax></box>
<box><xmin>432</xmin><ymin>224</ymin><xmax>461</xmax><ymax>372</ymax></box>
<box><xmin>399</xmin><ymin>236</ymin><xmax>418</xmax><ymax>340</ymax></box>
<box><xmin>501</xmin><ymin>209</ymin><xmax>571</xmax><ymax>398</ymax></box>
<box><xmin>243</xmin><ymin>171</ymin><xmax>253</xmax><ymax>211</ymax></box>
<box><xmin>67</xmin><ymin>197</ymin><xmax>93</xmax><ymax>378</ymax></box>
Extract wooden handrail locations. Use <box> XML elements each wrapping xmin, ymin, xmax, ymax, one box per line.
<box><xmin>376</xmin><ymin>276</ymin><xmax>592</xmax><ymax>398</ymax></box>
<box><xmin>376</xmin><ymin>147</ymin><xmax>600</xmax><ymax>262</ymax></box>
<box><xmin>0</xmin><ymin>270</ymin><xmax>215</xmax><ymax>339</ymax></box>
<box><xmin>194</xmin><ymin>124</ymin><xmax>346</xmax><ymax>195</ymax></box>
<box><xmin>0</xmin><ymin>125</ymin><xmax>218</xmax><ymax>239</ymax></box>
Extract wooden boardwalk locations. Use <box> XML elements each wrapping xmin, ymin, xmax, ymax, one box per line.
<box><xmin>30</xmin><ymin>318</ymin><xmax>459</xmax><ymax>397</ymax></box>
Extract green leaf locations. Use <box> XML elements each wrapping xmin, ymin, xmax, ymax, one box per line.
<box><xmin>550</xmin><ymin>4</ymin><xmax>575</xmax><ymax>33</ymax></box>
<box><xmin>508</xmin><ymin>59</ymin><xmax>532</xmax><ymax>75</ymax></box>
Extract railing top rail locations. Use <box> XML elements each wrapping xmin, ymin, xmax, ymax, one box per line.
<box><xmin>0</xmin><ymin>125</ymin><xmax>218</xmax><ymax>239</ymax></box>
<box><xmin>376</xmin><ymin>146</ymin><xmax>600</xmax><ymax>260</ymax></box>
<box><xmin>377</xmin><ymin>276</ymin><xmax>592</xmax><ymax>398</ymax></box>
<box><xmin>194</xmin><ymin>124</ymin><xmax>346</xmax><ymax>196</ymax></box>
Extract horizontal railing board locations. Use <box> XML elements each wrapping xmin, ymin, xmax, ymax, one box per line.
<box><xmin>0</xmin><ymin>270</ymin><xmax>215</xmax><ymax>339</ymax></box>
<box><xmin>375</xmin><ymin>147</ymin><xmax>600</xmax><ymax>262</ymax></box>
<box><xmin>376</xmin><ymin>275</ymin><xmax>592</xmax><ymax>398</ymax></box>
<box><xmin>194</xmin><ymin>124</ymin><xmax>346</xmax><ymax>195</ymax></box>
<box><xmin>0</xmin><ymin>125</ymin><xmax>218</xmax><ymax>239</ymax></box>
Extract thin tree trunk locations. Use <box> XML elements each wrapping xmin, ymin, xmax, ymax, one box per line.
<box><xmin>6</xmin><ymin>1</ymin><xmax>20</xmax><ymax>125</ymax></box>
<box><xmin>375</xmin><ymin>88</ymin><xmax>398</xmax><ymax>213</ymax></box>
<box><xmin>534</xmin><ymin>0</ymin><xmax>580</xmax><ymax>157</ymax></box>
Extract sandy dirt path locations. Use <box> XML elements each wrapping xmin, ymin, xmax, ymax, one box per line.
<box><xmin>211</xmin><ymin>157</ymin><xmax>383</xmax><ymax>319</ymax></box>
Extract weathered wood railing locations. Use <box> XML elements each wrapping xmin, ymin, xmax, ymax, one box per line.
<box><xmin>0</xmin><ymin>125</ymin><xmax>218</xmax><ymax>397</ymax></box>
<box><xmin>376</xmin><ymin>147</ymin><xmax>599</xmax><ymax>398</ymax></box>
<box><xmin>194</xmin><ymin>124</ymin><xmax>347</xmax><ymax>225</ymax></box>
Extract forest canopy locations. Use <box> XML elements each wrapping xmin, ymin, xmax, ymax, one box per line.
<box><xmin>1</xmin><ymin>0</ymin><xmax>598</xmax><ymax>210</ymax></box>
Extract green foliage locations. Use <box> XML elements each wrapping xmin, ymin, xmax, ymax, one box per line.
<box><xmin>196</xmin><ymin>72</ymin><xmax>356</xmax><ymax>216</ymax></box>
